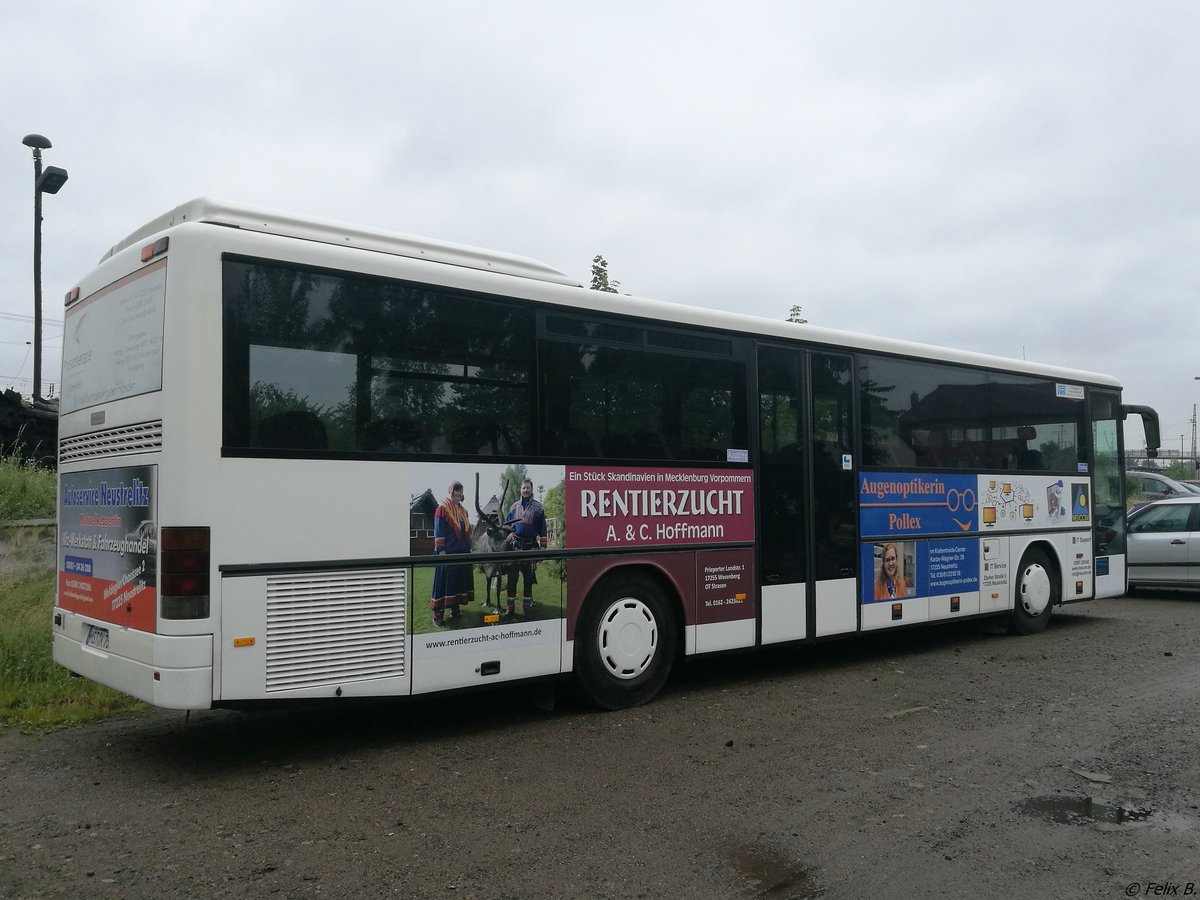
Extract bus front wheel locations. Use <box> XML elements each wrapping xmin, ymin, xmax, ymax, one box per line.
<box><xmin>1009</xmin><ymin>548</ymin><xmax>1058</xmax><ymax>635</ymax></box>
<box><xmin>574</xmin><ymin>575</ymin><xmax>677</xmax><ymax>710</ymax></box>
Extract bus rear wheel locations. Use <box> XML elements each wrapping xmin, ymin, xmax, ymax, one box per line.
<box><xmin>574</xmin><ymin>575</ymin><xmax>677</xmax><ymax>710</ymax></box>
<box><xmin>1009</xmin><ymin>547</ymin><xmax>1058</xmax><ymax>635</ymax></box>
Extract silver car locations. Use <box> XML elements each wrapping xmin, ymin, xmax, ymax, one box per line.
<box><xmin>1126</xmin><ymin>496</ymin><xmax>1200</xmax><ymax>589</ymax></box>
<box><xmin>1127</xmin><ymin>470</ymin><xmax>1195</xmax><ymax>510</ymax></box>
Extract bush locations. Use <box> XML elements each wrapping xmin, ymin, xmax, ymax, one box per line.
<box><xmin>0</xmin><ymin>451</ymin><xmax>55</xmax><ymax>521</ymax></box>
<box><xmin>0</xmin><ymin>571</ymin><xmax>143</xmax><ymax>733</ymax></box>
<box><xmin>0</xmin><ymin>452</ymin><xmax>143</xmax><ymax>732</ymax></box>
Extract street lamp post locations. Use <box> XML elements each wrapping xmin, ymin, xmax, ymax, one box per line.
<box><xmin>21</xmin><ymin>133</ymin><xmax>69</xmax><ymax>402</ymax></box>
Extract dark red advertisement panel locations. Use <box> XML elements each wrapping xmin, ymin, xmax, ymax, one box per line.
<box><xmin>565</xmin><ymin>466</ymin><xmax>755</xmax><ymax>549</ymax></box>
<box><xmin>696</xmin><ymin>548</ymin><xmax>756</xmax><ymax>625</ymax></box>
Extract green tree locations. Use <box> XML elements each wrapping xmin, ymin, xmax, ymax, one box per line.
<box><xmin>591</xmin><ymin>255</ymin><xmax>620</xmax><ymax>293</ymax></box>
<box><xmin>496</xmin><ymin>464</ymin><xmax>530</xmax><ymax>511</ymax></box>
<box><xmin>786</xmin><ymin>304</ymin><xmax>808</xmax><ymax>324</ymax></box>
<box><xmin>1164</xmin><ymin>461</ymin><xmax>1198</xmax><ymax>481</ymax></box>
<box><xmin>542</xmin><ymin>480</ymin><xmax>566</xmax><ymax>578</ymax></box>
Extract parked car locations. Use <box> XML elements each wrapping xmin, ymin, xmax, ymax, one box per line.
<box><xmin>1126</xmin><ymin>496</ymin><xmax>1200</xmax><ymax>589</ymax></box>
<box><xmin>1126</xmin><ymin>470</ymin><xmax>1196</xmax><ymax>511</ymax></box>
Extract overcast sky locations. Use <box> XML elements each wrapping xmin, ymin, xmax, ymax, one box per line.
<box><xmin>3</xmin><ymin>2</ymin><xmax>1196</xmax><ymax>455</ymax></box>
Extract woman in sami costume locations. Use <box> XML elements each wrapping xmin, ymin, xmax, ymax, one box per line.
<box><xmin>430</xmin><ymin>480</ymin><xmax>474</xmax><ymax>626</ymax></box>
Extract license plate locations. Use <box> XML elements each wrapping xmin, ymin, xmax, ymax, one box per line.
<box><xmin>84</xmin><ymin>624</ymin><xmax>110</xmax><ymax>651</ymax></box>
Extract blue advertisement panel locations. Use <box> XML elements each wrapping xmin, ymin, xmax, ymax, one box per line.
<box><xmin>859</xmin><ymin>472</ymin><xmax>979</xmax><ymax>538</ymax></box>
<box><xmin>860</xmin><ymin>537</ymin><xmax>981</xmax><ymax>604</ymax></box>
<box><xmin>920</xmin><ymin>539</ymin><xmax>980</xmax><ymax>596</ymax></box>
<box><xmin>858</xmin><ymin>470</ymin><xmax>1091</xmax><ymax>607</ymax></box>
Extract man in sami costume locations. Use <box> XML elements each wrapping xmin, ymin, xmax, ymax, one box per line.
<box><xmin>431</xmin><ymin>480</ymin><xmax>474</xmax><ymax>627</ymax></box>
<box><xmin>504</xmin><ymin>478</ymin><xmax>547</xmax><ymax>617</ymax></box>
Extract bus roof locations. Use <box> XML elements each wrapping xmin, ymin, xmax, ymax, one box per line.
<box><xmin>98</xmin><ymin>198</ymin><xmax>1120</xmax><ymax>390</ymax></box>
<box><xmin>99</xmin><ymin>197</ymin><xmax>582</xmax><ymax>287</ymax></box>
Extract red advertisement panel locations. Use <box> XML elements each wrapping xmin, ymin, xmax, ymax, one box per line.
<box><xmin>565</xmin><ymin>466</ymin><xmax>755</xmax><ymax>550</ymax></box>
<box><xmin>58</xmin><ymin>465</ymin><xmax>158</xmax><ymax>632</ymax></box>
<box><xmin>565</xmin><ymin>549</ymin><xmax>757</xmax><ymax>636</ymax></box>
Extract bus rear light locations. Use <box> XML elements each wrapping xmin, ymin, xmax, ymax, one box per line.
<box><xmin>140</xmin><ymin>236</ymin><xmax>169</xmax><ymax>262</ymax></box>
<box><xmin>161</xmin><ymin>572</ymin><xmax>211</xmax><ymax>595</ymax></box>
<box><xmin>162</xmin><ymin>526</ymin><xmax>210</xmax><ymax>551</ymax></box>
<box><xmin>160</xmin><ymin>526</ymin><xmax>210</xmax><ymax>620</ymax></box>
<box><xmin>161</xmin><ymin>595</ymin><xmax>210</xmax><ymax>619</ymax></box>
<box><xmin>161</xmin><ymin>551</ymin><xmax>208</xmax><ymax>573</ymax></box>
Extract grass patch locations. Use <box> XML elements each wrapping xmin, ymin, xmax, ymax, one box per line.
<box><xmin>0</xmin><ymin>570</ymin><xmax>144</xmax><ymax>734</ymax></box>
<box><xmin>409</xmin><ymin>561</ymin><xmax>565</xmax><ymax>633</ymax></box>
<box><xmin>0</xmin><ymin>451</ymin><xmax>56</xmax><ymax>521</ymax></box>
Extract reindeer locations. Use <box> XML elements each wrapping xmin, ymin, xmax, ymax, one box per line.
<box><xmin>472</xmin><ymin>475</ymin><xmax>513</xmax><ymax>613</ymax></box>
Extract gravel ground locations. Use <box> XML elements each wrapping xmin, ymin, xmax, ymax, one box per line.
<box><xmin>2</xmin><ymin>590</ymin><xmax>1198</xmax><ymax>899</ymax></box>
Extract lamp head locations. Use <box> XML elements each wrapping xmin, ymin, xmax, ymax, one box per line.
<box><xmin>22</xmin><ymin>134</ymin><xmax>52</xmax><ymax>150</ymax></box>
<box><xmin>37</xmin><ymin>166</ymin><xmax>69</xmax><ymax>194</ymax></box>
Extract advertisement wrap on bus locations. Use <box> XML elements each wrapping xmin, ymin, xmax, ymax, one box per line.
<box><xmin>407</xmin><ymin>462</ymin><xmax>755</xmax><ymax>661</ymax></box>
<box><xmin>564</xmin><ymin>464</ymin><xmax>757</xmax><ymax>641</ymax></box>
<box><xmin>859</xmin><ymin>471</ymin><xmax>1093</xmax><ymax>621</ymax></box>
<box><xmin>57</xmin><ymin>465</ymin><xmax>158</xmax><ymax>635</ymax></box>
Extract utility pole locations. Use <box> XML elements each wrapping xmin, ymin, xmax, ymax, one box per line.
<box><xmin>1192</xmin><ymin>402</ymin><xmax>1197</xmax><ymax>470</ymax></box>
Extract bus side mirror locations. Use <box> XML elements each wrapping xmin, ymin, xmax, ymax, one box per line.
<box><xmin>1123</xmin><ymin>404</ymin><xmax>1161</xmax><ymax>459</ymax></box>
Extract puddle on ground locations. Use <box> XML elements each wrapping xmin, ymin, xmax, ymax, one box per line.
<box><xmin>729</xmin><ymin>845</ymin><xmax>824</xmax><ymax>898</ymax></box>
<box><xmin>1018</xmin><ymin>795</ymin><xmax>1155</xmax><ymax>827</ymax></box>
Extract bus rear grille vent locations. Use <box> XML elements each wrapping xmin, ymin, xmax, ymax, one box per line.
<box><xmin>59</xmin><ymin>420</ymin><xmax>164</xmax><ymax>462</ymax></box>
<box><xmin>265</xmin><ymin>569</ymin><xmax>407</xmax><ymax>692</ymax></box>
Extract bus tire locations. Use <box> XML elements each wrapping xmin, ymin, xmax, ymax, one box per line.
<box><xmin>1009</xmin><ymin>547</ymin><xmax>1058</xmax><ymax>635</ymax></box>
<box><xmin>574</xmin><ymin>575</ymin><xmax>677</xmax><ymax>710</ymax></box>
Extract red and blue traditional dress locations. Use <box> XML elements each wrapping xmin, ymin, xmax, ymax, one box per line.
<box><xmin>431</xmin><ymin>483</ymin><xmax>473</xmax><ymax>626</ymax></box>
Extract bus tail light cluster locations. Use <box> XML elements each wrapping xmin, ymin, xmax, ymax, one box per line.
<box><xmin>161</xmin><ymin>526</ymin><xmax>210</xmax><ymax>620</ymax></box>
<box><xmin>140</xmin><ymin>236</ymin><xmax>169</xmax><ymax>262</ymax></box>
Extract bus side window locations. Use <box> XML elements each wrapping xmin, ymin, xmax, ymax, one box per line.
<box><xmin>1016</xmin><ymin>448</ymin><xmax>1044</xmax><ymax>470</ymax></box>
<box><xmin>259</xmin><ymin>410</ymin><xmax>328</xmax><ymax>451</ymax></box>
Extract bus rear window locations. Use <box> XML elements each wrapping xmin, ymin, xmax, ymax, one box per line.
<box><xmin>61</xmin><ymin>261</ymin><xmax>167</xmax><ymax>415</ymax></box>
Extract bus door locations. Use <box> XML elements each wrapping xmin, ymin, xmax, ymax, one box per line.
<box><xmin>757</xmin><ymin>347</ymin><xmax>858</xmax><ymax>644</ymax></box>
<box><xmin>808</xmin><ymin>352</ymin><xmax>858</xmax><ymax>635</ymax></box>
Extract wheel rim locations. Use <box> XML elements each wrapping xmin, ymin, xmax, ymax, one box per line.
<box><xmin>1019</xmin><ymin>562</ymin><xmax>1052</xmax><ymax>616</ymax></box>
<box><xmin>597</xmin><ymin>596</ymin><xmax>658</xmax><ymax>680</ymax></box>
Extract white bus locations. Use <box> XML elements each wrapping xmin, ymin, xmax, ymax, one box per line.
<box><xmin>53</xmin><ymin>199</ymin><xmax>1161</xmax><ymax>711</ymax></box>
